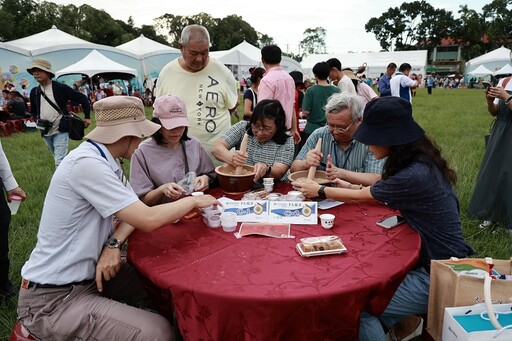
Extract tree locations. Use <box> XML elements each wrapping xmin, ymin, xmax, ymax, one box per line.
<box><xmin>452</xmin><ymin>5</ymin><xmax>487</xmax><ymax>59</ymax></box>
<box><xmin>299</xmin><ymin>27</ymin><xmax>326</xmax><ymax>56</ymax></box>
<box><xmin>212</xmin><ymin>15</ymin><xmax>258</xmax><ymax>50</ymax></box>
<box><xmin>155</xmin><ymin>12</ymin><xmax>217</xmax><ymax>48</ymax></box>
<box><xmin>258</xmin><ymin>33</ymin><xmax>274</xmax><ymax>48</ymax></box>
<box><xmin>365</xmin><ymin>1</ymin><xmax>455</xmax><ymax>51</ymax></box>
<box><xmin>482</xmin><ymin>0</ymin><xmax>512</xmax><ymax>50</ymax></box>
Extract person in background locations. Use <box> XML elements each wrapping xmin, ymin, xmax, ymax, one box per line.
<box><xmin>343</xmin><ymin>69</ymin><xmax>378</xmax><ymax>105</ymax></box>
<box><xmin>17</xmin><ymin>96</ymin><xmax>219</xmax><ymax>340</ymax></box>
<box><xmin>426</xmin><ymin>73</ymin><xmax>435</xmax><ymax>95</ymax></box>
<box><xmin>95</xmin><ymin>87</ymin><xmax>106</xmax><ymax>102</ymax></box>
<box><xmin>259</xmin><ymin>45</ymin><xmax>300</xmax><ymax>144</ymax></box>
<box><xmin>291</xmin><ymin>93</ymin><xmax>384</xmax><ymax>186</ymax></box>
<box><xmin>132</xmin><ymin>88</ymin><xmax>142</xmax><ymax>99</ymax></box>
<box><xmin>212</xmin><ymin>99</ymin><xmax>294</xmax><ymax>182</ymax></box>
<box><xmin>21</xmin><ymin>84</ymin><xmax>30</xmax><ymax>102</ymax></box>
<box><xmin>468</xmin><ymin>75</ymin><xmax>512</xmax><ymax>231</ymax></box>
<box><xmin>27</xmin><ymin>59</ymin><xmax>91</xmax><ymax>167</ymax></box>
<box><xmin>155</xmin><ymin>24</ymin><xmax>238</xmax><ymax>166</ymax></box>
<box><xmin>326</xmin><ymin>58</ymin><xmax>356</xmax><ymax>94</ymax></box>
<box><xmin>131</xmin><ymin>95</ymin><xmax>215</xmax><ymax>205</ymax></box>
<box><xmin>390</xmin><ymin>63</ymin><xmax>418</xmax><ymax>103</ymax></box>
<box><xmin>378</xmin><ymin>62</ymin><xmax>397</xmax><ymax>97</ymax></box>
<box><xmin>0</xmin><ymin>141</ymin><xmax>26</xmax><ymax>304</ymax></box>
<box><xmin>243</xmin><ymin>67</ymin><xmax>266</xmax><ymax>120</ymax></box>
<box><xmin>4</xmin><ymin>88</ymin><xmax>30</xmax><ymax>120</ymax></box>
<box><xmin>292</xmin><ymin>96</ymin><xmax>474</xmax><ymax>341</ymax></box>
<box><xmin>300</xmin><ymin>62</ymin><xmax>341</xmax><ymax>150</ymax></box>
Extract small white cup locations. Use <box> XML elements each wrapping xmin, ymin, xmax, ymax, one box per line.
<box><xmin>220</xmin><ymin>212</ymin><xmax>237</xmax><ymax>232</ymax></box>
<box><xmin>8</xmin><ymin>195</ymin><xmax>22</xmax><ymax>215</ymax></box>
<box><xmin>319</xmin><ymin>214</ymin><xmax>335</xmax><ymax>229</ymax></box>
<box><xmin>264</xmin><ymin>184</ymin><xmax>273</xmax><ymax>193</ymax></box>
<box><xmin>263</xmin><ymin>177</ymin><xmax>274</xmax><ymax>185</ymax></box>
<box><xmin>206</xmin><ymin>215</ymin><xmax>221</xmax><ymax>228</ymax></box>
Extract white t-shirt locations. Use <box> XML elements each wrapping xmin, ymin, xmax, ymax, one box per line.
<box><xmin>338</xmin><ymin>75</ymin><xmax>356</xmax><ymax>94</ymax></box>
<box><xmin>21</xmin><ymin>142</ymin><xmax>138</xmax><ymax>285</ymax></box>
<box><xmin>494</xmin><ymin>77</ymin><xmax>512</xmax><ymax>105</ymax></box>
<box><xmin>155</xmin><ymin>57</ymin><xmax>238</xmax><ymax>166</ymax></box>
<box><xmin>390</xmin><ymin>73</ymin><xmax>417</xmax><ymax>103</ymax></box>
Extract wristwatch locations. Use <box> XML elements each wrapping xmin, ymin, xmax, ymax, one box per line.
<box><xmin>505</xmin><ymin>95</ymin><xmax>512</xmax><ymax>104</ymax></box>
<box><xmin>317</xmin><ymin>185</ymin><xmax>327</xmax><ymax>199</ymax></box>
<box><xmin>104</xmin><ymin>238</ymin><xmax>122</xmax><ymax>249</ymax></box>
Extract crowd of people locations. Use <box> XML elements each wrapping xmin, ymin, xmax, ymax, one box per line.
<box><xmin>1</xmin><ymin>23</ymin><xmax>510</xmax><ymax>341</ymax></box>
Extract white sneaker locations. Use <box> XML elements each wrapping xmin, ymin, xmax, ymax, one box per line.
<box><xmin>479</xmin><ymin>220</ymin><xmax>494</xmax><ymax>229</ymax></box>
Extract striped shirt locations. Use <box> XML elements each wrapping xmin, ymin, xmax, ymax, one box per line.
<box><xmin>221</xmin><ymin>121</ymin><xmax>295</xmax><ymax>181</ymax></box>
<box><xmin>296</xmin><ymin>126</ymin><xmax>385</xmax><ymax>173</ymax></box>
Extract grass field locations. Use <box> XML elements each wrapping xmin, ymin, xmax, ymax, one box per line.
<box><xmin>1</xmin><ymin>88</ymin><xmax>511</xmax><ymax>338</ymax></box>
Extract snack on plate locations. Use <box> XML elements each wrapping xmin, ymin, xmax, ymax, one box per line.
<box><xmin>296</xmin><ymin>236</ymin><xmax>347</xmax><ymax>257</ymax></box>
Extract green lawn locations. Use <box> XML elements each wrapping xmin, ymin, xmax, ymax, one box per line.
<box><xmin>1</xmin><ymin>88</ymin><xmax>511</xmax><ymax>338</ymax></box>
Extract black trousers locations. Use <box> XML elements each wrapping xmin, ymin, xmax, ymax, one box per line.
<box><xmin>0</xmin><ymin>179</ymin><xmax>11</xmax><ymax>288</ymax></box>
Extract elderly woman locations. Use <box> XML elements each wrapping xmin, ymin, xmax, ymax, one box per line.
<box><xmin>292</xmin><ymin>97</ymin><xmax>474</xmax><ymax>341</ymax></box>
<box><xmin>212</xmin><ymin>99</ymin><xmax>294</xmax><ymax>182</ymax></box>
<box><xmin>130</xmin><ymin>95</ymin><xmax>215</xmax><ymax>205</ymax></box>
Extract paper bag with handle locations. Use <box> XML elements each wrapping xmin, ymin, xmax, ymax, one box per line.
<box><xmin>426</xmin><ymin>258</ymin><xmax>512</xmax><ymax>340</ymax></box>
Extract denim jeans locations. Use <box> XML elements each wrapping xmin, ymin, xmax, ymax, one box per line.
<box><xmin>359</xmin><ymin>268</ymin><xmax>430</xmax><ymax>341</ymax></box>
<box><xmin>43</xmin><ymin>132</ymin><xmax>69</xmax><ymax>167</ymax></box>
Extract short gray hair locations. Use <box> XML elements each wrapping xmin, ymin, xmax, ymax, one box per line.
<box><xmin>179</xmin><ymin>25</ymin><xmax>210</xmax><ymax>46</ymax></box>
<box><xmin>324</xmin><ymin>93</ymin><xmax>363</xmax><ymax>121</ymax></box>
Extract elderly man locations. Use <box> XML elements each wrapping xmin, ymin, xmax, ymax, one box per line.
<box><xmin>27</xmin><ymin>58</ymin><xmax>91</xmax><ymax>167</ymax></box>
<box><xmin>155</xmin><ymin>24</ymin><xmax>238</xmax><ymax>165</ymax></box>
<box><xmin>291</xmin><ymin>93</ymin><xmax>384</xmax><ymax>186</ymax></box>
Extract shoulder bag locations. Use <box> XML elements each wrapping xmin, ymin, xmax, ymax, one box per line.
<box><xmin>39</xmin><ymin>88</ymin><xmax>85</xmax><ymax>140</ymax></box>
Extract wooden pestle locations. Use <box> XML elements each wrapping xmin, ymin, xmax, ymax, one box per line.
<box><xmin>235</xmin><ymin>133</ymin><xmax>249</xmax><ymax>175</ymax></box>
<box><xmin>307</xmin><ymin>137</ymin><xmax>322</xmax><ymax>180</ymax></box>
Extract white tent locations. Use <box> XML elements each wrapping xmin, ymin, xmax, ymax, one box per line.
<box><xmin>116</xmin><ymin>34</ymin><xmax>180</xmax><ymax>85</ymax></box>
<box><xmin>55</xmin><ymin>50</ymin><xmax>137</xmax><ymax>78</ymax></box>
<box><xmin>218</xmin><ymin>41</ymin><xmax>302</xmax><ymax>80</ymax></box>
<box><xmin>493</xmin><ymin>64</ymin><xmax>512</xmax><ymax>76</ymax></box>
<box><xmin>301</xmin><ymin>50</ymin><xmax>428</xmax><ymax>79</ymax></box>
<box><xmin>465</xmin><ymin>46</ymin><xmax>511</xmax><ymax>75</ymax></box>
<box><xmin>0</xmin><ymin>42</ymin><xmax>33</xmax><ymax>90</ymax></box>
<box><xmin>6</xmin><ymin>25</ymin><xmax>143</xmax><ymax>88</ymax></box>
<box><xmin>116</xmin><ymin>34</ymin><xmax>179</xmax><ymax>58</ymax></box>
<box><xmin>210</xmin><ymin>49</ymin><xmax>256</xmax><ymax>66</ymax></box>
<box><xmin>467</xmin><ymin>64</ymin><xmax>494</xmax><ymax>76</ymax></box>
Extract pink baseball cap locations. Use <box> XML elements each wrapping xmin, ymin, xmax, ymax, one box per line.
<box><xmin>153</xmin><ymin>95</ymin><xmax>190</xmax><ymax>130</ymax></box>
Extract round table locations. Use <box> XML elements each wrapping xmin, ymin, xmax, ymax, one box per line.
<box><xmin>128</xmin><ymin>183</ymin><xmax>421</xmax><ymax>340</ymax></box>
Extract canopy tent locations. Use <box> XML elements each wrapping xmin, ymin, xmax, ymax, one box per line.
<box><xmin>0</xmin><ymin>42</ymin><xmax>33</xmax><ymax>90</ymax></box>
<box><xmin>55</xmin><ymin>50</ymin><xmax>137</xmax><ymax>80</ymax></box>
<box><xmin>301</xmin><ymin>50</ymin><xmax>428</xmax><ymax>80</ymax></box>
<box><xmin>465</xmin><ymin>46</ymin><xmax>511</xmax><ymax>75</ymax></box>
<box><xmin>493</xmin><ymin>64</ymin><xmax>512</xmax><ymax>76</ymax></box>
<box><xmin>116</xmin><ymin>34</ymin><xmax>180</xmax><ymax>87</ymax></box>
<box><xmin>216</xmin><ymin>41</ymin><xmax>302</xmax><ymax>81</ymax></box>
<box><xmin>466</xmin><ymin>64</ymin><xmax>494</xmax><ymax>76</ymax></box>
<box><xmin>6</xmin><ymin>25</ymin><xmax>143</xmax><ymax>89</ymax></box>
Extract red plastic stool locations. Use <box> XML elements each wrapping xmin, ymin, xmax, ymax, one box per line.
<box><xmin>9</xmin><ymin>321</ymin><xmax>35</xmax><ymax>340</ymax></box>
<box><xmin>0</xmin><ymin>122</ymin><xmax>11</xmax><ymax>137</ymax></box>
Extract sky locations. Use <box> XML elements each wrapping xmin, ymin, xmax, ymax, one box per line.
<box><xmin>51</xmin><ymin>0</ymin><xmax>487</xmax><ymax>54</ymax></box>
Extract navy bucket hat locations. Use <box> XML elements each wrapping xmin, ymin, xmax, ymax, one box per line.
<box><xmin>353</xmin><ymin>97</ymin><xmax>424</xmax><ymax>146</ymax></box>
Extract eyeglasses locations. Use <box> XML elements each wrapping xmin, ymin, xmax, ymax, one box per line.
<box><xmin>326</xmin><ymin>122</ymin><xmax>354</xmax><ymax>133</ymax></box>
<box><xmin>251</xmin><ymin>124</ymin><xmax>274</xmax><ymax>135</ymax></box>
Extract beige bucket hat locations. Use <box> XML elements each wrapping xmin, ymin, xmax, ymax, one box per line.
<box><xmin>85</xmin><ymin>96</ymin><xmax>160</xmax><ymax>144</ymax></box>
<box><xmin>27</xmin><ymin>58</ymin><xmax>55</xmax><ymax>78</ymax></box>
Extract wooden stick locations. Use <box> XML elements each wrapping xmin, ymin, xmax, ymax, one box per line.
<box><xmin>235</xmin><ymin>133</ymin><xmax>249</xmax><ymax>175</ymax></box>
<box><xmin>307</xmin><ymin>137</ymin><xmax>322</xmax><ymax>180</ymax></box>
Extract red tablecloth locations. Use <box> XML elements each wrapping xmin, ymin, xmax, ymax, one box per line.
<box><xmin>128</xmin><ymin>184</ymin><xmax>421</xmax><ymax>340</ymax></box>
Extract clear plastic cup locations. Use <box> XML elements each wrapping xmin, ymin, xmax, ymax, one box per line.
<box><xmin>8</xmin><ymin>195</ymin><xmax>22</xmax><ymax>215</ymax></box>
<box><xmin>220</xmin><ymin>212</ymin><xmax>237</xmax><ymax>232</ymax></box>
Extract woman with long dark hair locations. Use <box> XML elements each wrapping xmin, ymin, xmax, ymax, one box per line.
<box><xmin>292</xmin><ymin>96</ymin><xmax>473</xmax><ymax>341</ymax></box>
<box><xmin>212</xmin><ymin>99</ymin><xmax>294</xmax><ymax>182</ymax></box>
